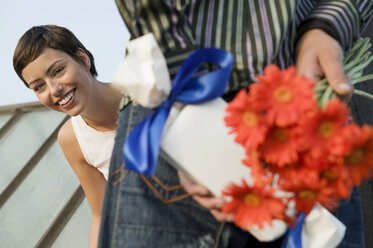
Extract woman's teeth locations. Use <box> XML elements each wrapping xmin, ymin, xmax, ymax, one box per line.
<box><xmin>59</xmin><ymin>91</ymin><xmax>74</xmax><ymax>105</ymax></box>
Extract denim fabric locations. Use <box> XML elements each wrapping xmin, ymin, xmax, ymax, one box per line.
<box><xmin>334</xmin><ymin>187</ymin><xmax>365</xmax><ymax>248</ymax></box>
<box><xmin>98</xmin><ymin>103</ymin><xmax>364</xmax><ymax>248</ymax></box>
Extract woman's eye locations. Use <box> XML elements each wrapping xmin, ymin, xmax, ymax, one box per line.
<box><xmin>34</xmin><ymin>82</ymin><xmax>45</xmax><ymax>91</ymax></box>
<box><xmin>54</xmin><ymin>67</ymin><xmax>64</xmax><ymax>75</ymax></box>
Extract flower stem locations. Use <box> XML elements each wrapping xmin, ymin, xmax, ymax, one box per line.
<box><xmin>354</xmin><ymin>89</ymin><xmax>373</xmax><ymax>100</ymax></box>
<box><xmin>352</xmin><ymin>74</ymin><xmax>373</xmax><ymax>84</ymax></box>
<box><xmin>316</xmin><ymin>37</ymin><xmax>373</xmax><ymax>106</ymax></box>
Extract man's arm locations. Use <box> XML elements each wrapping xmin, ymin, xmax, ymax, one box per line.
<box><xmin>296</xmin><ymin>0</ymin><xmax>373</xmax><ymax>51</ymax></box>
<box><xmin>115</xmin><ymin>0</ymin><xmax>197</xmax><ymax>78</ymax></box>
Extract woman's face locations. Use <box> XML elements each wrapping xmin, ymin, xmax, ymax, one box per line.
<box><xmin>22</xmin><ymin>48</ymin><xmax>92</xmax><ymax>116</ymax></box>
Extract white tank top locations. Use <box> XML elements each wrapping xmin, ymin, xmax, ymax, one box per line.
<box><xmin>71</xmin><ymin>115</ymin><xmax>116</xmax><ymax>180</ymax></box>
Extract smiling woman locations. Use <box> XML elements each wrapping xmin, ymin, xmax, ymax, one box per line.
<box><xmin>12</xmin><ymin>25</ymin><xmax>124</xmax><ymax>248</ymax></box>
<box><xmin>0</xmin><ymin>0</ymin><xmax>129</xmax><ymax>107</ymax></box>
<box><xmin>21</xmin><ymin>48</ymin><xmax>94</xmax><ymax>117</ymax></box>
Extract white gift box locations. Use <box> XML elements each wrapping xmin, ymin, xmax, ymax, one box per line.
<box><xmin>112</xmin><ymin>33</ymin><xmax>171</xmax><ymax>108</ymax></box>
<box><xmin>161</xmin><ymin>98</ymin><xmax>250</xmax><ymax>196</ymax></box>
<box><xmin>160</xmin><ymin>98</ymin><xmax>288</xmax><ymax>241</ymax></box>
<box><xmin>302</xmin><ymin>203</ymin><xmax>346</xmax><ymax>248</ymax></box>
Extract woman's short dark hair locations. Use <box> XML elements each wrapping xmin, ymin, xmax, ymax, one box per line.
<box><xmin>13</xmin><ymin>25</ymin><xmax>98</xmax><ymax>87</ymax></box>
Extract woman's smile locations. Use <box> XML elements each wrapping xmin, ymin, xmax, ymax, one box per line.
<box><xmin>57</xmin><ymin>88</ymin><xmax>76</xmax><ymax>108</ymax></box>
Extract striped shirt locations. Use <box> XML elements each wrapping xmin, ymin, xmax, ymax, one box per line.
<box><xmin>115</xmin><ymin>0</ymin><xmax>373</xmax><ymax>94</ymax></box>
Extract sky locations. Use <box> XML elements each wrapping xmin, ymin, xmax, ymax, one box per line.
<box><xmin>0</xmin><ymin>0</ymin><xmax>130</xmax><ymax>106</ymax></box>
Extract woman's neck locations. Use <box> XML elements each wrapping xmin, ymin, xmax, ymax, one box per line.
<box><xmin>80</xmin><ymin>81</ymin><xmax>122</xmax><ymax>132</ymax></box>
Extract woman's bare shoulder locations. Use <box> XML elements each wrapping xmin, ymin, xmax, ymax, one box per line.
<box><xmin>58</xmin><ymin>118</ymin><xmax>74</xmax><ymax>145</ymax></box>
<box><xmin>57</xmin><ymin>118</ymin><xmax>85</xmax><ymax>163</ymax></box>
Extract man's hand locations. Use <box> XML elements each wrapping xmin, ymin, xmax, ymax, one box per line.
<box><xmin>178</xmin><ymin>170</ymin><xmax>234</xmax><ymax>222</ymax></box>
<box><xmin>296</xmin><ymin>28</ymin><xmax>354</xmax><ymax>102</ymax></box>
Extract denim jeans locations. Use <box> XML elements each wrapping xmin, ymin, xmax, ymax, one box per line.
<box><xmin>334</xmin><ymin>187</ymin><xmax>365</xmax><ymax>248</ymax></box>
<box><xmin>98</xmin><ymin>103</ymin><xmax>364</xmax><ymax>248</ymax></box>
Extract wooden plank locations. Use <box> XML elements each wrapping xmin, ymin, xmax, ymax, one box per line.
<box><xmin>0</xmin><ymin>141</ymin><xmax>80</xmax><ymax>248</ymax></box>
<box><xmin>0</xmin><ymin>101</ymin><xmax>44</xmax><ymax>113</ymax></box>
<box><xmin>0</xmin><ymin>110</ymin><xmax>66</xmax><ymax>194</ymax></box>
<box><xmin>0</xmin><ymin>113</ymin><xmax>13</xmax><ymax>130</ymax></box>
<box><xmin>0</xmin><ymin>112</ymin><xmax>23</xmax><ymax>141</ymax></box>
<box><xmin>0</xmin><ymin>115</ymin><xmax>68</xmax><ymax>208</ymax></box>
<box><xmin>36</xmin><ymin>186</ymin><xmax>85</xmax><ymax>247</ymax></box>
<box><xmin>51</xmin><ymin>198</ymin><xmax>91</xmax><ymax>248</ymax></box>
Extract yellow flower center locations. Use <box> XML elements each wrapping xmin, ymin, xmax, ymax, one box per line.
<box><xmin>346</xmin><ymin>148</ymin><xmax>364</xmax><ymax>165</ymax></box>
<box><xmin>243</xmin><ymin>193</ymin><xmax>261</xmax><ymax>206</ymax></box>
<box><xmin>318</xmin><ymin>121</ymin><xmax>335</xmax><ymax>138</ymax></box>
<box><xmin>273</xmin><ymin>86</ymin><xmax>293</xmax><ymax>103</ymax></box>
<box><xmin>321</xmin><ymin>169</ymin><xmax>337</xmax><ymax>181</ymax></box>
<box><xmin>243</xmin><ymin>110</ymin><xmax>258</xmax><ymax>127</ymax></box>
<box><xmin>272</xmin><ymin>127</ymin><xmax>289</xmax><ymax>142</ymax></box>
<box><xmin>297</xmin><ymin>190</ymin><xmax>316</xmax><ymax>200</ymax></box>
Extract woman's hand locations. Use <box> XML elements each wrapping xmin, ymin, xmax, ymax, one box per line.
<box><xmin>295</xmin><ymin>28</ymin><xmax>354</xmax><ymax>102</ymax></box>
<box><xmin>177</xmin><ymin>170</ymin><xmax>234</xmax><ymax>222</ymax></box>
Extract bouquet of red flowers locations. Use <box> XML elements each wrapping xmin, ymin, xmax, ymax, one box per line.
<box><xmin>222</xmin><ymin>37</ymin><xmax>373</xmax><ymax>230</ymax></box>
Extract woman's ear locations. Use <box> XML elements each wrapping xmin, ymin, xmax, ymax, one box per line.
<box><xmin>76</xmin><ymin>48</ymin><xmax>91</xmax><ymax>71</ymax></box>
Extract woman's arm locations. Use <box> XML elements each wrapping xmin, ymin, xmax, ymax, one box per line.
<box><xmin>58</xmin><ymin>119</ymin><xmax>106</xmax><ymax>248</ymax></box>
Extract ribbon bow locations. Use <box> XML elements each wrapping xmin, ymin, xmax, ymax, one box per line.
<box><xmin>123</xmin><ymin>48</ymin><xmax>234</xmax><ymax>176</ymax></box>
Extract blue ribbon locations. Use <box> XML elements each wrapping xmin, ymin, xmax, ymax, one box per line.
<box><xmin>123</xmin><ymin>48</ymin><xmax>234</xmax><ymax>176</ymax></box>
<box><xmin>281</xmin><ymin>212</ymin><xmax>306</xmax><ymax>248</ymax></box>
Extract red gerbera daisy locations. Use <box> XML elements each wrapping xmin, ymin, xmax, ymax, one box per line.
<box><xmin>242</xmin><ymin>150</ymin><xmax>266</xmax><ymax>177</ymax></box>
<box><xmin>319</xmin><ymin>164</ymin><xmax>351</xmax><ymax>199</ymax></box>
<box><xmin>259</xmin><ymin>126</ymin><xmax>300</xmax><ymax>167</ymax></box>
<box><xmin>270</xmin><ymin>158</ymin><xmax>313</xmax><ymax>188</ymax></box>
<box><xmin>225</xmin><ymin>89</ymin><xmax>268</xmax><ymax>150</ymax></box>
<box><xmin>298</xmin><ymin>98</ymin><xmax>353</xmax><ymax>167</ymax></box>
<box><xmin>221</xmin><ymin>177</ymin><xmax>286</xmax><ymax>229</ymax></box>
<box><xmin>249</xmin><ymin>65</ymin><xmax>316</xmax><ymax>127</ymax></box>
<box><xmin>283</xmin><ymin>171</ymin><xmax>335</xmax><ymax>213</ymax></box>
<box><xmin>342</xmin><ymin>125</ymin><xmax>373</xmax><ymax>186</ymax></box>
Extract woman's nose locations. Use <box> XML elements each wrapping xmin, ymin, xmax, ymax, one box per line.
<box><xmin>48</xmin><ymin>80</ymin><xmax>64</xmax><ymax>96</ymax></box>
